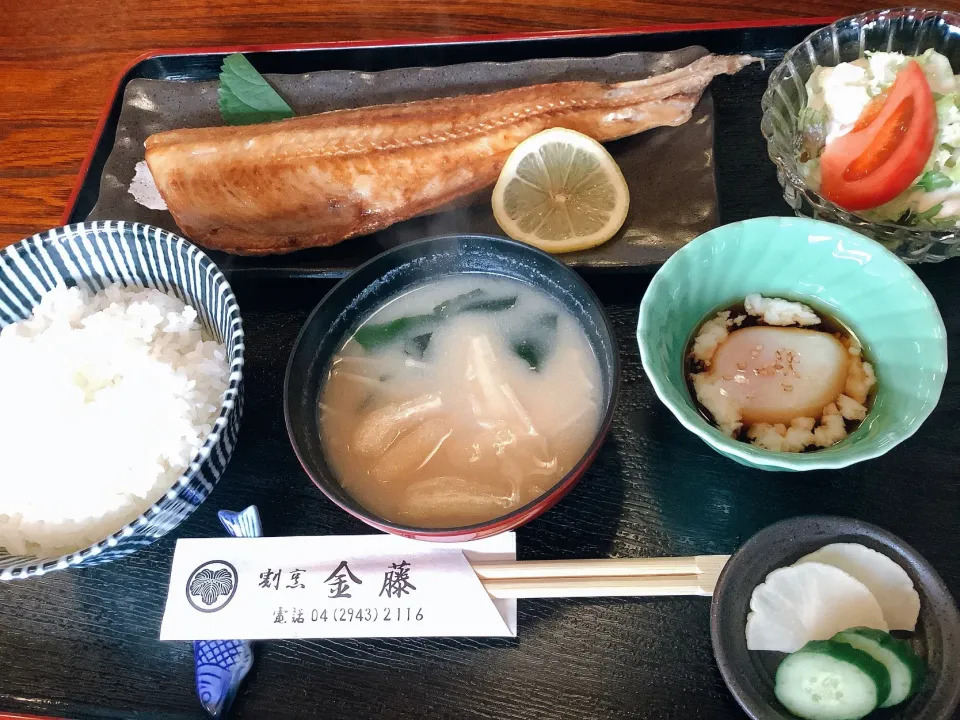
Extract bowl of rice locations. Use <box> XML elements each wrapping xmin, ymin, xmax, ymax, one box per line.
<box><xmin>0</xmin><ymin>222</ymin><xmax>243</xmax><ymax>579</ymax></box>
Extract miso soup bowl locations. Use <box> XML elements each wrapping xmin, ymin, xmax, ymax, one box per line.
<box><xmin>285</xmin><ymin>234</ymin><xmax>619</xmax><ymax>541</ymax></box>
<box><xmin>637</xmin><ymin>216</ymin><xmax>948</xmax><ymax>472</ymax></box>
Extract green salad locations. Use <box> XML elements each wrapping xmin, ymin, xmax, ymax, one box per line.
<box><xmin>798</xmin><ymin>49</ymin><xmax>960</xmax><ymax>228</ymax></box>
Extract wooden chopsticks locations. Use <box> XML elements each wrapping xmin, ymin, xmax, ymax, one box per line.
<box><xmin>471</xmin><ymin>555</ymin><xmax>730</xmax><ymax>599</ymax></box>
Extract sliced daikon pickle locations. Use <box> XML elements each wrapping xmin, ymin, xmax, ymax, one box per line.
<box><xmin>796</xmin><ymin>543</ymin><xmax>920</xmax><ymax>631</ymax></box>
<box><xmin>746</xmin><ymin>562</ymin><xmax>887</xmax><ymax>653</ymax></box>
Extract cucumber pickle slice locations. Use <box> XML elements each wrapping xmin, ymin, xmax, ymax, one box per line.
<box><xmin>774</xmin><ymin>639</ymin><xmax>890</xmax><ymax>720</ymax></box>
<box><xmin>832</xmin><ymin>627</ymin><xmax>925</xmax><ymax>708</ymax></box>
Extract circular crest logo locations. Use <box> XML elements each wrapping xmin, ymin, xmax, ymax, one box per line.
<box><xmin>186</xmin><ymin>560</ymin><xmax>238</xmax><ymax>613</ymax></box>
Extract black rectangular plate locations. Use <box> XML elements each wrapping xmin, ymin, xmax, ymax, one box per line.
<box><xmin>86</xmin><ymin>48</ymin><xmax>721</xmax><ymax>275</ymax></box>
<box><xmin>65</xmin><ymin>21</ymin><xmax>823</xmax><ymax>279</ymax></box>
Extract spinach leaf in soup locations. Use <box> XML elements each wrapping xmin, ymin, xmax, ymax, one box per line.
<box><xmin>403</xmin><ymin>333</ymin><xmax>433</xmax><ymax>360</ymax></box>
<box><xmin>511</xmin><ymin>313</ymin><xmax>559</xmax><ymax>372</ymax></box>
<box><xmin>433</xmin><ymin>289</ymin><xmax>518</xmax><ymax>317</ymax></box>
<box><xmin>354</xmin><ymin>288</ymin><xmax>519</xmax><ymax>353</ymax></box>
<box><xmin>353</xmin><ymin>314</ymin><xmax>436</xmax><ymax>351</ymax></box>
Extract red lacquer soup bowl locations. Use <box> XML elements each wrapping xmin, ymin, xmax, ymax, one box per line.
<box><xmin>283</xmin><ymin>234</ymin><xmax>620</xmax><ymax>542</ymax></box>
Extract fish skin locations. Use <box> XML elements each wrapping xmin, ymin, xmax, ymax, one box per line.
<box><xmin>145</xmin><ymin>54</ymin><xmax>758</xmax><ymax>255</ymax></box>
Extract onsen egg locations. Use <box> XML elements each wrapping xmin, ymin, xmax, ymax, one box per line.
<box><xmin>706</xmin><ymin>326</ymin><xmax>849</xmax><ymax>425</ymax></box>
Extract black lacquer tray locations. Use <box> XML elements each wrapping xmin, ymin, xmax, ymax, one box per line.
<box><xmin>0</xmin><ymin>18</ymin><xmax>955</xmax><ymax>720</ymax></box>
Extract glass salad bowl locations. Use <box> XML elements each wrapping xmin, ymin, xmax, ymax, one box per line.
<box><xmin>761</xmin><ymin>7</ymin><xmax>960</xmax><ymax>263</ymax></box>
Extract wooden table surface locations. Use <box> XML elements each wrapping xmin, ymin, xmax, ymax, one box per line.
<box><xmin>0</xmin><ymin>0</ymin><xmax>957</xmax><ymax>248</ymax></box>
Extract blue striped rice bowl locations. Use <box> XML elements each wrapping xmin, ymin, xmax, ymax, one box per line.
<box><xmin>0</xmin><ymin>222</ymin><xmax>244</xmax><ymax>579</ymax></box>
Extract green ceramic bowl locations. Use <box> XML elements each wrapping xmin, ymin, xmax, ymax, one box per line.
<box><xmin>637</xmin><ymin>217</ymin><xmax>948</xmax><ymax>471</ymax></box>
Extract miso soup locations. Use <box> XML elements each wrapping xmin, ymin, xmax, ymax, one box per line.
<box><xmin>319</xmin><ymin>275</ymin><xmax>603</xmax><ymax>527</ymax></box>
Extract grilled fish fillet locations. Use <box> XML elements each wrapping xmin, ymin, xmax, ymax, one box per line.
<box><xmin>145</xmin><ymin>54</ymin><xmax>757</xmax><ymax>255</ymax></box>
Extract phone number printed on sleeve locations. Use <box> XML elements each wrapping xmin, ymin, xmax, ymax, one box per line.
<box><xmin>291</xmin><ymin>607</ymin><xmax>424</xmax><ymax>623</ymax></box>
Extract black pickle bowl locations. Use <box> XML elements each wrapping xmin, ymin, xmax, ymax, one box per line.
<box><xmin>711</xmin><ymin>516</ymin><xmax>960</xmax><ymax>719</ymax></box>
<box><xmin>284</xmin><ymin>233</ymin><xmax>620</xmax><ymax>542</ymax></box>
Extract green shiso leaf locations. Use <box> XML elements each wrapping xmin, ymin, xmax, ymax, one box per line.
<box><xmin>218</xmin><ymin>53</ymin><xmax>294</xmax><ymax>126</ymax></box>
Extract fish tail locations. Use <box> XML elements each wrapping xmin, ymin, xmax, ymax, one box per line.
<box><xmin>603</xmin><ymin>53</ymin><xmax>760</xmax><ymax>103</ymax></box>
<box><xmin>217</xmin><ymin>506</ymin><xmax>263</xmax><ymax>539</ymax></box>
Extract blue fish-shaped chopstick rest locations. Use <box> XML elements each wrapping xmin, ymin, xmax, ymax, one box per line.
<box><xmin>193</xmin><ymin>506</ymin><xmax>261</xmax><ymax>719</ymax></box>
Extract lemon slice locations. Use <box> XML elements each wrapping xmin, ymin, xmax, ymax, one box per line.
<box><xmin>492</xmin><ymin>128</ymin><xmax>630</xmax><ymax>254</ymax></box>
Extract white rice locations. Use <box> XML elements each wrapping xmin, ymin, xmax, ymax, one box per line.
<box><xmin>0</xmin><ymin>283</ymin><xmax>229</xmax><ymax>558</ymax></box>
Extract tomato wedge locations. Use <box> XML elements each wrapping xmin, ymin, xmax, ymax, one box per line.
<box><xmin>819</xmin><ymin>60</ymin><xmax>936</xmax><ymax>212</ymax></box>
